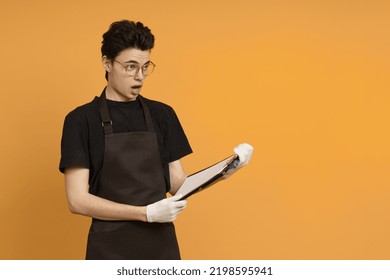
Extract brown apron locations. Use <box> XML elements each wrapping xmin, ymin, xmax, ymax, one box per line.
<box><xmin>85</xmin><ymin>91</ymin><xmax>181</xmax><ymax>260</ymax></box>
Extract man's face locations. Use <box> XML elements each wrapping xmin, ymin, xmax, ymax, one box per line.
<box><xmin>104</xmin><ymin>48</ymin><xmax>151</xmax><ymax>101</ymax></box>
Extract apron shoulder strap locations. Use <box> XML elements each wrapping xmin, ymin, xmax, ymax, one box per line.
<box><xmin>98</xmin><ymin>90</ymin><xmax>114</xmax><ymax>135</ymax></box>
<box><xmin>138</xmin><ymin>95</ymin><xmax>155</xmax><ymax>133</ymax></box>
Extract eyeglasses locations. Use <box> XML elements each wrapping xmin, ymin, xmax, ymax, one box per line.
<box><xmin>113</xmin><ymin>60</ymin><xmax>156</xmax><ymax>76</ymax></box>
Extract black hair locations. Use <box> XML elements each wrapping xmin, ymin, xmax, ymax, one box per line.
<box><xmin>101</xmin><ymin>20</ymin><xmax>155</xmax><ymax>80</ymax></box>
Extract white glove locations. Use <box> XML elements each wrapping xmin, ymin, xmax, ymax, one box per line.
<box><xmin>146</xmin><ymin>194</ymin><xmax>187</xmax><ymax>223</ymax></box>
<box><xmin>224</xmin><ymin>143</ymin><xmax>254</xmax><ymax>178</ymax></box>
<box><xmin>234</xmin><ymin>143</ymin><xmax>254</xmax><ymax>168</ymax></box>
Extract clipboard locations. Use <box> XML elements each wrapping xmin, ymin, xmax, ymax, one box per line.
<box><xmin>175</xmin><ymin>154</ymin><xmax>240</xmax><ymax>200</ymax></box>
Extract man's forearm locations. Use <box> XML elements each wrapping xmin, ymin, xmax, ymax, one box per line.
<box><xmin>67</xmin><ymin>190</ymin><xmax>147</xmax><ymax>222</ymax></box>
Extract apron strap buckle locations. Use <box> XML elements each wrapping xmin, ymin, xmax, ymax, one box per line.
<box><xmin>101</xmin><ymin>120</ymin><xmax>114</xmax><ymax>135</ymax></box>
<box><xmin>101</xmin><ymin>120</ymin><xmax>113</xmax><ymax>127</ymax></box>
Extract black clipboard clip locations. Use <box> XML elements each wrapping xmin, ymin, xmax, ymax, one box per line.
<box><xmin>224</xmin><ymin>154</ymin><xmax>240</xmax><ymax>172</ymax></box>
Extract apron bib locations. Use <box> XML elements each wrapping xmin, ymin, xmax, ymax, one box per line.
<box><xmin>85</xmin><ymin>91</ymin><xmax>180</xmax><ymax>260</ymax></box>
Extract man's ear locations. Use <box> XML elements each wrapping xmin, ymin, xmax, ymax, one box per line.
<box><xmin>102</xmin><ymin>56</ymin><xmax>112</xmax><ymax>72</ymax></box>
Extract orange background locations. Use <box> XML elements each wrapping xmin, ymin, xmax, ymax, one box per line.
<box><xmin>0</xmin><ymin>0</ymin><xmax>389</xmax><ymax>259</ymax></box>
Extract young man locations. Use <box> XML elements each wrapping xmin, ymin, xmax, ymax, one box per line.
<box><xmin>60</xmin><ymin>20</ymin><xmax>253</xmax><ymax>260</ymax></box>
<box><xmin>60</xmin><ymin>20</ymin><xmax>191</xmax><ymax>260</ymax></box>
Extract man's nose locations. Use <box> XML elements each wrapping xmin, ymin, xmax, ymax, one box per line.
<box><xmin>134</xmin><ymin>68</ymin><xmax>145</xmax><ymax>80</ymax></box>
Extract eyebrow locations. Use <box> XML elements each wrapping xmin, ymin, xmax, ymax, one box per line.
<box><xmin>123</xmin><ymin>59</ymin><xmax>151</xmax><ymax>65</ymax></box>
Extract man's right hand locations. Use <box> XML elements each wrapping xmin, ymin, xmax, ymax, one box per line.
<box><xmin>146</xmin><ymin>194</ymin><xmax>187</xmax><ymax>223</ymax></box>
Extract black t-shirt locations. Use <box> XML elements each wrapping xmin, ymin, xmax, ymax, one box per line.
<box><xmin>59</xmin><ymin>92</ymin><xmax>192</xmax><ymax>193</ymax></box>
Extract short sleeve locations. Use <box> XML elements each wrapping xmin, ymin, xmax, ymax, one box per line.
<box><xmin>59</xmin><ymin>113</ymin><xmax>90</xmax><ymax>173</ymax></box>
<box><xmin>166</xmin><ymin>107</ymin><xmax>192</xmax><ymax>162</ymax></box>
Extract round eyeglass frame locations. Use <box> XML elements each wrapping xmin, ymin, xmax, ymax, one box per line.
<box><xmin>113</xmin><ymin>60</ymin><xmax>156</xmax><ymax>76</ymax></box>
